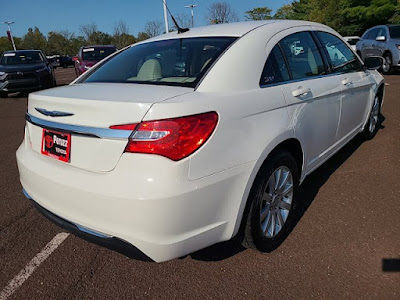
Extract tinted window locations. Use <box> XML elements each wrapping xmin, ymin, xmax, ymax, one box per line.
<box><xmin>389</xmin><ymin>25</ymin><xmax>400</xmax><ymax>39</ymax></box>
<box><xmin>346</xmin><ymin>38</ymin><xmax>359</xmax><ymax>45</ymax></box>
<box><xmin>279</xmin><ymin>32</ymin><xmax>325</xmax><ymax>80</ymax></box>
<box><xmin>376</xmin><ymin>27</ymin><xmax>387</xmax><ymax>39</ymax></box>
<box><xmin>260</xmin><ymin>45</ymin><xmax>290</xmax><ymax>86</ymax></box>
<box><xmin>366</xmin><ymin>28</ymin><xmax>379</xmax><ymax>40</ymax></box>
<box><xmin>82</xmin><ymin>47</ymin><xmax>116</xmax><ymax>61</ymax></box>
<box><xmin>83</xmin><ymin>37</ymin><xmax>236</xmax><ymax>88</ymax></box>
<box><xmin>0</xmin><ymin>51</ymin><xmax>44</xmax><ymax>65</ymax></box>
<box><xmin>317</xmin><ymin>32</ymin><xmax>363</xmax><ymax>73</ymax></box>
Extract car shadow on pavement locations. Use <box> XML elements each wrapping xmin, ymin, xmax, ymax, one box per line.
<box><xmin>190</xmin><ymin>114</ymin><xmax>386</xmax><ymax>262</ymax></box>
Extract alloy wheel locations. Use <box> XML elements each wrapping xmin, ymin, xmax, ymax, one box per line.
<box><xmin>369</xmin><ymin>96</ymin><xmax>380</xmax><ymax>133</ymax></box>
<box><xmin>259</xmin><ymin>166</ymin><xmax>293</xmax><ymax>238</ymax></box>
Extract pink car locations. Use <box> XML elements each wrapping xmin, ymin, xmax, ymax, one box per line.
<box><xmin>74</xmin><ymin>45</ymin><xmax>117</xmax><ymax>76</ymax></box>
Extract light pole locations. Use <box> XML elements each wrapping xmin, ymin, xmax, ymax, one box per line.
<box><xmin>162</xmin><ymin>0</ymin><xmax>169</xmax><ymax>33</ymax></box>
<box><xmin>185</xmin><ymin>3</ymin><xmax>198</xmax><ymax>28</ymax></box>
<box><xmin>2</xmin><ymin>21</ymin><xmax>16</xmax><ymax>51</ymax></box>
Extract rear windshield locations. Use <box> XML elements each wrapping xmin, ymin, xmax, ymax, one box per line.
<box><xmin>389</xmin><ymin>25</ymin><xmax>400</xmax><ymax>39</ymax></box>
<box><xmin>82</xmin><ymin>37</ymin><xmax>237</xmax><ymax>88</ymax></box>
<box><xmin>0</xmin><ymin>51</ymin><xmax>43</xmax><ymax>65</ymax></box>
<box><xmin>82</xmin><ymin>47</ymin><xmax>116</xmax><ymax>61</ymax></box>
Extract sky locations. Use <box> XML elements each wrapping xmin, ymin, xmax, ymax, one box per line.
<box><xmin>1</xmin><ymin>0</ymin><xmax>292</xmax><ymax>38</ymax></box>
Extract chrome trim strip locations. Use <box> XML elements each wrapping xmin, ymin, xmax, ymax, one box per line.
<box><xmin>76</xmin><ymin>224</ymin><xmax>112</xmax><ymax>238</ymax></box>
<box><xmin>26</xmin><ymin>113</ymin><xmax>132</xmax><ymax>140</ymax></box>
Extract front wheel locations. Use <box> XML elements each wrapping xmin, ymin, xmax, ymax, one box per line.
<box><xmin>243</xmin><ymin>151</ymin><xmax>299</xmax><ymax>252</ymax></box>
<box><xmin>382</xmin><ymin>53</ymin><xmax>393</xmax><ymax>75</ymax></box>
<box><xmin>361</xmin><ymin>94</ymin><xmax>381</xmax><ymax>140</ymax></box>
<box><xmin>0</xmin><ymin>91</ymin><xmax>8</xmax><ymax>98</ymax></box>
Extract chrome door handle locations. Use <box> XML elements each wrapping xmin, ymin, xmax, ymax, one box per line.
<box><xmin>341</xmin><ymin>78</ymin><xmax>353</xmax><ymax>86</ymax></box>
<box><xmin>292</xmin><ymin>86</ymin><xmax>311</xmax><ymax>97</ymax></box>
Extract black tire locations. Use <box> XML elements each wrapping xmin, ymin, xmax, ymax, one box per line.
<box><xmin>361</xmin><ymin>93</ymin><xmax>381</xmax><ymax>140</ymax></box>
<box><xmin>382</xmin><ymin>52</ymin><xmax>393</xmax><ymax>75</ymax></box>
<box><xmin>243</xmin><ymin>151</ymin><xmax>299</xmax><ymax>252</ymax></box>
<box><xmin>0</xmin><ymin>91</ymin><xmax>8</xmax><ymax>98</ymax></box>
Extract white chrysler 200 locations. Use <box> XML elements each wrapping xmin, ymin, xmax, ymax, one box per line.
<box><xmin>17</xmin><ymin>20</ymin><xmax>384</xmax><ymax>262</ymax></box>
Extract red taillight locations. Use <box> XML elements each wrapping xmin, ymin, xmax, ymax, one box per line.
<box><xmin>118</xmin><ymin>112</ymin><xmax>218</xmax><ymax>161</ymax></box>
<box><xmin>109</xmin><ymin>124</ymin><xmax>138</xmax><ymax>130</ymax></box>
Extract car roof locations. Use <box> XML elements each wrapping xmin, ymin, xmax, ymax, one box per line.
<box><xmin>142</xmin><ymin>20</ymin><xmax>329</xmax><ymax>43</ymax></box>
<box><xmin>82</xmin><ymin>45</ymin><xmax>116</xmax><ymax>48</ymax></box>
<box><xmin>3</xmin><ymin>50</ymin><xmax>41</xmax><ymax>53</ymax></box>
<box><xmin>343</xmin><ymin>36</ymin><xmax>360</xmax><ymax>39</ymax></box>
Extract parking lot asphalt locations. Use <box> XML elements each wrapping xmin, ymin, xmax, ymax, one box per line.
<box><xmin>0</xmin><ymin>67</ymin><xmax>399</xmax><ymax>299</ymax></box>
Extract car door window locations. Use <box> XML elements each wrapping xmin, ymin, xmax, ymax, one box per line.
<box><xmin>316</xmin><ymin>32</ymin><xmax>363</xmax><ymax>74</ymax></box>
<box><xmin>279</xmin><ymin>32</ymin><xmax>325</xmax><ymax>80</ymax></box>
<box><xmin>366</xmin><ymin>29</ymin><xmax>379</xmax><ymax>40</ymax></box>
<box><xmin>376</xmin><ymin>27</ymin><xmax>387</xmax><ymax>39</ymax></box>
<box><xmin>260</xmin><ymin>45</ymin><xmax>290</xmax><ymax>86</ymax></box>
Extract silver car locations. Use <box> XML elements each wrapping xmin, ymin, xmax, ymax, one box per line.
<box><xmin>356</xmin><ymin>24</ymin><xmax>400</xmax><ymax>74</ymax></box>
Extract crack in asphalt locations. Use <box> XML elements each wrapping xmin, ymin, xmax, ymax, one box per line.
<box><xmin>0</xmin><ymin>207</ymin><xmax>34</xmax><ymax>234</ymax></box>
<box><xmin>62</xmin><ymin>248</ymin><xmax>101</xmax><ymax>300</ymax></box>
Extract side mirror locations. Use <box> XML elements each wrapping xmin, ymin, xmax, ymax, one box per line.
<box><xmin>364</xmin><ymin>56</ymin><xmax>383</xmax><ymax>70</ymax></box>
<box><xmin>376</xmin><ymin>36</ymin><xmax>386</xmax><ymax>42</ymax></box>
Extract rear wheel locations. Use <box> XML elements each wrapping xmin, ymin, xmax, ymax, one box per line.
<box><xmin>243</xmin><ymin>151</ymin><xmax>299</xmax><ymax>252</ymax></box>
<box><xmin>382</xmin><ymin>52</ymin><xmax>393</xmax><ymax>74</ymax></box>
<box><xmin>361</xmin><ymin>94</ymin><xmax>381</xmax><ymax>140</ymax></box>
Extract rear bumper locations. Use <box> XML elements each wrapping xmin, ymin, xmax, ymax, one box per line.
<box><xmin>16</xmin><ymin>137</ymin><xmax>254</xmax><ymax>262</ymax></box>
<box><xmin>25</xmin><ymin>190</ymin><xmax>153</xmax><ymax>261</ymax></box>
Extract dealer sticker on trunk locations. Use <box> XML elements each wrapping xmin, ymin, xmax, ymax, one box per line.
<box><xmin>41</xmin><ymin>129</ymin><xmax>71</xmax><ymax>162</ymax></box>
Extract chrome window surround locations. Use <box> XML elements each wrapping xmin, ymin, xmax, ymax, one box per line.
<box><xmin>25</xmin><ymin>113</ymin><xmax>132</xmax><ymax>140</ymax></box>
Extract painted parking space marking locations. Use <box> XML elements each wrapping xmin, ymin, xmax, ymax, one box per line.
<box><xmin>0</xmin><ymin>232</ymin><xmax>70</xmax><ymax>300</ymax></box>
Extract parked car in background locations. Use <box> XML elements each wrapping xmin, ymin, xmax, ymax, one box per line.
<box><xmin>343</xmin><ymin>36</ymin><xmax>360</xmax><ymax>51</ymax></box>
<box><xmin>356</xmin><ymin>24</ymin><xmax>400</xmax><ymax>74</ymax></box>
<box><xmin>74</xmin><ymin>45</ymin><xmax>117</xmax><ymax>76</ymax></box>
<box><xmin>46</xmin><ymin>55</ymin><xmax>60</xmax><ymax>69</ymax></box>
<box><xmin>17</xmin><ymin>21</ymin><xmax>384</xmax><ymax>262</ymax></box>
<box><xmin>0</xmin><ymin>50</ymin><xmax>56</xmax><ymax>98</ymax></box>
<box><xmin>59</xmin><ymin>55</ymin><xmax>74</xmax><ymax>68</ymax></box>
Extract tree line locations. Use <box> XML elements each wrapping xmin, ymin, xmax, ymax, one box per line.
<box><xmin>1</xmin><ymin>0</ymin><xmax>399</xmax><ymax>56</ymax></box>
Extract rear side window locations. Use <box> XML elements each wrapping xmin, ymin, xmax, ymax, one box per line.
<box><xmin>389</xmin><ymin>25</ymin><xmax>400</xmax><ymax>39</ymax></box>
<box><xmin>279</xmin><ymin>32</ymin><xmax>325</xmax><ymax>80</ymax></box>
<box><xmin>316</xmin><ymin>32</ymin><xmax>363</xmax><ymax>73</ymax></box>
<box><xmin>260</xmin><ymin>45</ymin><xmax>290</xmax><ymax>86</ymax></box>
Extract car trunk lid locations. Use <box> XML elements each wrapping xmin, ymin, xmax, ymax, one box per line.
<box><xmin>26</xmin><ymin>83</ymin><xmax>192</xmax><ymax>172</ymax></box>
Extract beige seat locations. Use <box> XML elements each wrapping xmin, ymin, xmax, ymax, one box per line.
<box><xmin>136</xmin><ymin>59</ymin><xmax>162</xmax><ymax>81</ymax></box>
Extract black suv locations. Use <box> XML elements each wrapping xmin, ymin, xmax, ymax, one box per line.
<box><xmin>0</xmin><ymin>50</ymin><xmax>56</xmax><ymax>97</ymax></box>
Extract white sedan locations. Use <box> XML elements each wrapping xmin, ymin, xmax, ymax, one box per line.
<box><xmin>17</xmin><ymin>20</ymin><xmax>384</xmax><ymax>262</ymax></box>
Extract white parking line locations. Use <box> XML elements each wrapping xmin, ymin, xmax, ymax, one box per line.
<box><xmin>0</xmin><ymin>232</ymin><xmax>70</xmax><ymax>300</ymax></box>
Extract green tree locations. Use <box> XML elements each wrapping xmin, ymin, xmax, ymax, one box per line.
<box><xmin>47</xmin><ymin>31</ymin><xmax>74</xmax><ymax>55</ymax></box>
<box><xmin>245</xmin><ymin>7</ymin><xmax>272</xmax><ymax>20</ymax></box>
<box><xmin>274</xmin><ymin>4</ymin><xmax>295</xmax><ymax>19</ymax></box>
<box><xmin>21</xmin><ymin>27</ymin><xmax>47</xmax><ymax>53</ymax></box>
<box><xmin>87</xmin><ymin>31</ymin><xmax>113</xmax><ymax>45</ymax></box>
<box><xmin>136</xmin><ymin>32</ymin><xmax>150</xmax><ymax>42</ymax></box>
<box><xmin>69</xmin><ymin>36</ymin><xmax>86</xmax><ymax>55</ymax></box>
<box><xmin>0</xmin><ymin>36</ymin><xmax>22</xmax><ymax>54</ymax></box>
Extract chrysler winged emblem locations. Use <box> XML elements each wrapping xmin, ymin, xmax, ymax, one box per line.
<box><xmin>35</xmin><ymin>108</ymin><xmax>74</xmax><ymax>117</ymax></box>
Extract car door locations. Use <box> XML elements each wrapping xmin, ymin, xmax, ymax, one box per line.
<box><xmin>363</xmin><ymin>28</ymin><xmax>379</xmax><ymax>58</ymax></box>
<box><xmin>371</xmin><ymin>27</ymin><xmax>388</xmax><ymax>57</ymax></box>
<box><xmin>316</xmin><ymin>31</ymin><xmax>372</xmax><ymax>141</ymax></box>
<box><xmin>274</xmin><ymin>31</ymin><xmax>342</xmax><ymax>172</ymax></box>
